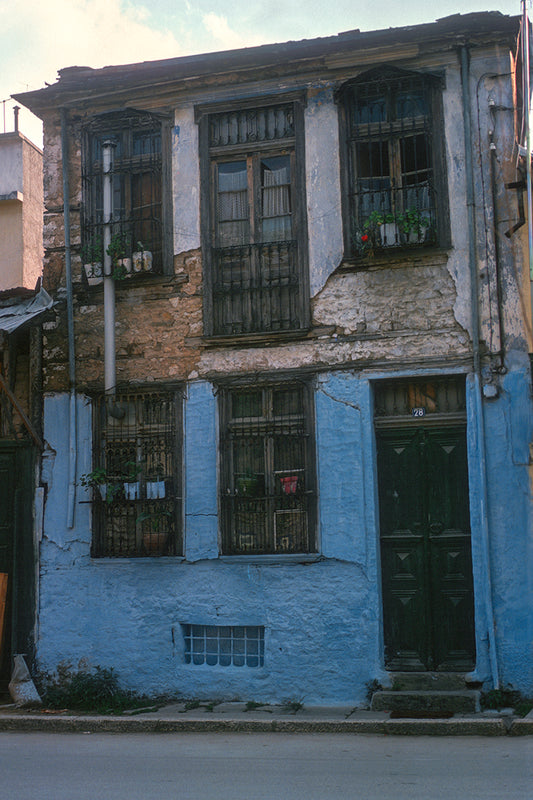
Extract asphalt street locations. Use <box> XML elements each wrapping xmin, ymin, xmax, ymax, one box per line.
<box><xmin>0</xmin><ymin>731</ymin><xmax>531</xmax><ymax>800</ymax></box>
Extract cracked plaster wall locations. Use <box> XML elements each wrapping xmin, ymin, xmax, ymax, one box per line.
<box><xmin>37</xmin><ymin>366</ymin><xmax>533</xmax><ymax>700</ymax></box>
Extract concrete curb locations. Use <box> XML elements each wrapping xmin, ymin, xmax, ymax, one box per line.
<box><xmin>0</xmin><ymin>713</ymin><xmax>518</xmax><ymax>736</ymax></box>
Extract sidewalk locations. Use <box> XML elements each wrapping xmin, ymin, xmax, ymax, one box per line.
<box><xmin>1</xmin><ymin>700</ymin><xmax>532</xmax><ymax>736</ymax></box>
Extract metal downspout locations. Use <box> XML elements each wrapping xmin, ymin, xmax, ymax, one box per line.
<box><xmin>60</xmin><ymin>108</ymin><xmax>77</xmax><ymax>529</ymax></box>
<box><xmin>102</xmin><ymin>140</ymin><xmax>116</xmax><ymax>397</ymax></box>
<box><xmin>461</xmin><ymin>46</ymin><xmax>499</xmax><ymax>688</ymax></box>
<box><xmin>522</xmin><ymin>2</ymin><xmax>533</xmax><ymax>342</ymax></box>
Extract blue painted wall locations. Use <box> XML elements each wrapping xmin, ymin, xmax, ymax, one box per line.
<box><xmin>37</xmin><ymin>366</ymin><xmax>532</xmax><ymax>702</ymax></box>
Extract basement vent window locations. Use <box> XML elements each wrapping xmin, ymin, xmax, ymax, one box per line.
<box><xmin>182</xmin><ymin>624</ymin><xmax>265</xmax><ymax>667</ymax></box>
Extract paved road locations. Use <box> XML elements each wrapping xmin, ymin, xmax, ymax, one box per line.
<box><xmin>0</xmin><ymin>731</ymin><xmax>531</xmax><ymax>799</ymax></box>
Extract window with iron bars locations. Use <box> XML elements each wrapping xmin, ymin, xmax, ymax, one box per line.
<box><xmin>89</xmin><ymin>389</ymin><xmax>182</xmax><ymax>558</ymax></box>
<box><xmin>219</xmin><ymin>381</ymin><xmax>316</xmax><ymax>555</ymax></box>
<box><xmin>81</xmin><ymin>110</ymin><xmax>164</xmax><ymax>282</ymax></box>
<box><xmin>200</xmin><ymin>101</ymin><xmax>308</xmax><ymax>336</ymax></box>
<box><xmin>374</xmin><ymin>376</ymin><xmax>466</xmax><ymax>425</ymax></box>
<box><xmin>341</xmin><ymin>68</ymin><xmax>446</xmax><ymax>258</ymax></box>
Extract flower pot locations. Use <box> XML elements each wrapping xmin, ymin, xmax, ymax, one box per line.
<box><xmin>146</xmin><ymin>480</ymin><xmax>165</xmax><ymax>499</ymax></box>
<box><xmin>143</xmin><ymin>532</ymin><xmax>168</xmax><ymax>554</ymax></box>
<box><xmin>133</xmin><ymin>250</ymin><xmax>153</xmax><ymax>272</ymax></box>
<box><xmin>124</xmin><ymin>481</ymin><xmax>140</xmax><ymax>500</ymax></box>
<box><xmin>84</xmin><ymin>262</ymin><xmax>103</xmax><ymax>285</ymax></box>
<box><xmin>379</xmin><ymin>223</ymin><xmax>399</xmax><ymax>247</ymax></box>
<box><xmin>117</xmin><ymin>257</ymin><xmax>132</xmax><ymax>274</ymax></box>
<box><xmin>280</xmin><ymin>475</ymin><xmax>298</xmax><ymax>495</ymax></box>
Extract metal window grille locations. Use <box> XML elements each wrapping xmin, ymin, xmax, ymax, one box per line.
<box><xmin>220</xmin><ymin>382</ymin><xmax>316</xmax><ymax>555</ymax></box>
<box><xmin>90</xmin><ymin>389</ymin><xmax>182</xmax><ymax>557</ymax></box>
<box><xmin>374</xmin><ymin>376</ymin><xmax>466</xmax><ymax>425</ymax></box>
<box><xmin>81</xmin><ymin>111</ymin><xmax>163</xmax><ymax>279</ymax></box>
<box><xmin>209</xmin><ymin>104</ymin><xmax>294</xmax><ymax>148</ymax></box>
<box><xmin>344</xmin><ymin>70</ymin><xmax>437</xmax><ymax>256</ymax></box>
<box><xmin>208</xmin><ymin>104</ymin><xmax>304</xmax><ymax>335</ymax></box>
<box><xmin>182</xmin><ymin>624</ymin><xmax>265</xmax><ymax>667</ymax></box>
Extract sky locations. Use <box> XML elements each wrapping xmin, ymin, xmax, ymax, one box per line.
<box><xmin>0</xmin><ymin>0</ymin><xmax>524</xmax><ymax>147</ymax></box>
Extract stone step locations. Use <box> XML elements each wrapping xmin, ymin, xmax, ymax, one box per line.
<box><xmin>389</xmin><ymin>672</ymin><xmax>469</xmax><ymax>692</ymax></box>
<box><xmin>371</xmin><ymin>690</ymin><xmax>481</xmax><ymax>716</ymax></box>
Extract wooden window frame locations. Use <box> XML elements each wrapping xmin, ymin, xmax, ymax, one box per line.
<box><xmin>338</xmin><ymin>67</ymin><xmax>449</xmax><ymax>260</ymax></box>
<box><xmin>218</xmin><ymin>378</ymin><xmax>317</xmax><ymax>556</ymax></box>
<box><xmin>198</xmin><ymin>97</ymin><xmax>309</xmax><ymax>337</ymax></box>
<box><xmin>81</xmin><ymin>109</ymin><xmax>173</xmax><ymax>281</ymax></box>
<box><xmin>89</xmin><ymin>387</ymin><xmax>183</xmax><ymax>558</ymax></box>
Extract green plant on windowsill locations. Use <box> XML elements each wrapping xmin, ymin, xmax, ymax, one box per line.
<box><xmin>79</xmin><ymin>461</ymin><xmax>142</xmax><ymax>503</ymax></box>
<box><xmin>81</xmin><ymin>236</ymin><xmax>103</xmax><ymax>265</ymax></box>
<box><xmin>107</xmin><ymin>233</ymin><xmax>132</xmax><ymax>280</ymax></box>
<box><xmin>79</xmin><ymin>467</ymin><xmax>119</xmax><ymax>503</ymax></box>
<box><xmin>362</xmin><ymin>210</ymin><xmax>395</xmax><ymax>231</ymax></box>
<box><xmin>397</xmin><ymin>207</ymin><xmax>431</xmax><ymax>242</ymax></box>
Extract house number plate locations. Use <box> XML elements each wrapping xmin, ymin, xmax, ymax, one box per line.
<box><xmin>411</xmin><ymin>407</ymin><xmax>426</xmax><ymax>417</ymax></box>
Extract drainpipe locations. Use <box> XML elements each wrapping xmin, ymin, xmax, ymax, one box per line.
<box><xmin>521</xmin><ymin>1</ymin><xmax>533</xmax><ymax>347</ymax></box>
<box><xmin>102</xmin><ymin>140</ymin><xmax>116</xmax><ymax>397</ymax></box>
<box><xmin>461</xmin><ymin>46</ymin><xmax>499</xmax><ymax>688</ymax></box>
<box><xmin>60</xmin><ymin>108</ymin><xmax>77</xmax><ymax>529</ymax></box>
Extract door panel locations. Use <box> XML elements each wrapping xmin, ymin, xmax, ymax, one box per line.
<box><xmin>0</xmin><ymin>452</ymin><xmax>14</xmax><ymax>683</ymax></box>
<box><xmin>377</xmin><ymin>426</ymin><xmax>475</xmax><ymax>671</ymax></box>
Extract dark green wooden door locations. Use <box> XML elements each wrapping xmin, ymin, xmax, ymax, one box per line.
<box><xmin>377</xmin><ymin>427</ymin><xmax>475</xmax><ymax>671</ymax></box>
<box><xmin>0</xmin><ymin>446</ymin><xmax>35</xmax><ymax>687</ymax></box>
<box><xmin>0</xmin><ymin>450</ymin><xmax>15</xmax><ymax>683</ymax></box>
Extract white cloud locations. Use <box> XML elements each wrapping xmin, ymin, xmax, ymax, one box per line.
<box><xmin>201</xmin><ymin>12</ymin><xmax>264</xmax><ymax>51</ymax></box>
<box><xmin>1</xmin><ymin>0</ymin><xmax>184</xmax><ymax>145</ymax></box>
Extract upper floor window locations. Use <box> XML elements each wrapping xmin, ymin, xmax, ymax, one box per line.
<box><xmin>199</xmin><ymin>101</ymin><xmax>308</xmax><ymax>336</ymax></box>
<box><xmin>81</xmin><ymin>110</ymin><xmax>164</xmax><ymax>282</ymax></box>
<box><xmin>87</xmin><ymin>388</ymin><xmax>182</xmax><ymax>558</ymax></box>
<box><xmin>219</xmin><ymin>380</ymin><xmax>316</xmax><ymax>555</ymax></box>
<box><xmin>340</xmin><ymin>68</ymin><xmax>447</xmax><ymax>258</ymax></box>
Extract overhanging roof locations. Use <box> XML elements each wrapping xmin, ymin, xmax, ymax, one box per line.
<box><xmin>0</xmin><ymin>287</ymin><xmax>54</xmax><ymax>334</ymax></box>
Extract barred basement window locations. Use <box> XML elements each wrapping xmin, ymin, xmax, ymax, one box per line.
<box><xmin>182</xmin><ymin>624</ymin><xmax>265</xmax><ymax>667</ymax></box>
<box><xmin>89</xmin><ymin>389</ymin><xmax>182</xmax><ymax>557</ymax></box>
<box><xmin>219</xmin><ymin>381</ymin><xmax>316</xmax><ymax>555</ymax></box>
<box><xmin>81</xmin><ymin>110</ymin><xmax>164</xmax><ymax>280</ymax></box>
<box><xmin>199</xmin><ymin>101</ymin><xmax>308</xmax><ymax>336</ymax></box>
<box><xmin>340</xmin><ymin>67</ymin><xmax>447</xmax><ymax>258</ymax></box>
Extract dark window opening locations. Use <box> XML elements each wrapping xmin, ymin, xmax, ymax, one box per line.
<box><xmin>220</xmin><ymin>381</ymin><xmax>316</xmax><ymax>555</ymax></box>
<box><xmin>81</xmin><ymin>110</ymin><xmax>163</xmax><ymax>281</ymax></box>
<box><xmin>89</xmin><ymin>389</ymin><xmax>182</xmax><ymax>557</ymax></box>
<box><xmin>342</xmin><ymin>70</ymin><xmax>443</xmax><ymax>257</ymax></box>
<box><xmin>374</xmin><ymin>376</ymin><xmax>466</xmax><ymax>425</ymax></box>
<box><xmin>203</xmin><ymin>102</ymin><xmax>306</xmax><ymax>336</ymax></box>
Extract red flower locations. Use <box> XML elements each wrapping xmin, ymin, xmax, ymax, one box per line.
<box><xmin>361</xmin><ymin>234</ymin><xmax>369</xmax><ymax>242</ymax></box>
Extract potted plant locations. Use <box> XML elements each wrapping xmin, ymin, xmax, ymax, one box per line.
<box><xmin>236</xmin><ymin>473</ymin><xmax>263</xmax><ymax>496</ymax></box>
<box><xmin>120</xmin><ymin>461</ymin><xmax>142</xmax><ymax>500</ymax></box>
<box><xmin>79</xmin><ymin>467</ymin><xmax>120</xmax><ymax>503</ymax></box>
<box><xmin>398</xmin><ymin>208</ymin><xmax>430</xmax><ymax>244</ymax></box>
<box><xmin>81</xmin><ymin>237</ymin><xmax>103</xmax><ymax>285</ymax></box>
<box><xmin>107</xmin><ymin>233</ymin><xmax>132</xmax><ymax>279</ymax></box>
<box><xmin>132</xmin><ymin>241</ymin><xmax>153</xmax><ymax>273</ymax></box>
<box><xmin>145</xmin><ymin>461</ymin><xmax>166</xmax><ymax>499</ymax></box>
<box><xmin>363</xmin><ymin>210</ymin><xmax>398</xmax><ymax>247</ymax></box>
<box><xmin>136</xmin><ymin>508</ymin><xmax>172</xmax><ymax>554</ymax></box>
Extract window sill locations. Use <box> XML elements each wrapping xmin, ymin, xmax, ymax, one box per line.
<box><xmin>218</xmin><ymin>553</ymin><xmax>322</xmax><ymax>565</ymax></box>
<box><xmin>76</xmin><ymin>271</ymin><xmax>188</xmax><ymax>294</ymax></box>
<box><xmin>90</xmin><ymin>556</ymin><xmax>186</xmax><ymax>564</ymax></box>
<box><xmin>339</xmin><ymin>245</ymin><xmax>451</xmax><ymax>271</ymax></box>
<box><xmin>192</xmin><ymin>326</ymin><xmax>335</xmax><ymax>349</ymax></box>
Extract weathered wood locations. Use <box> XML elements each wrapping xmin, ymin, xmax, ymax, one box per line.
<box><xmin>0</xmin><ymin>573</ymin><xmax>8</xmax><ymax>664</ymax></box>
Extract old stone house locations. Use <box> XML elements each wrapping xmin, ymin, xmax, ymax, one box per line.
<box><xmin>14</xmin><ymin>11</ymin><xmax>533</xmax><ymax>705</ymax></box>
